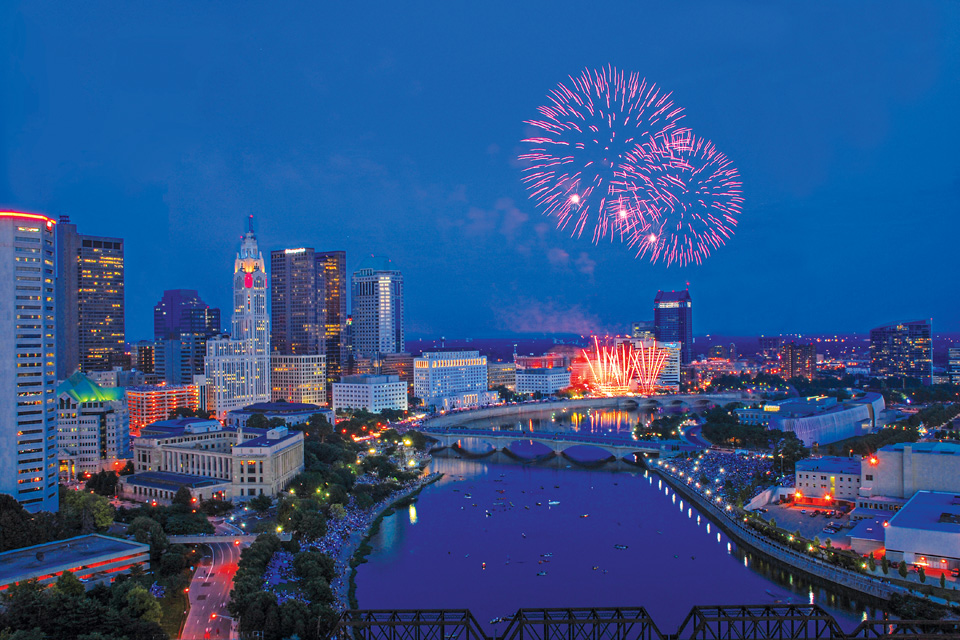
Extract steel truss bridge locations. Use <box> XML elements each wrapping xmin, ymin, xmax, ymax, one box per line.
<box><xmin>333</xmin><ymin>606</ymin><xmax>960</xmax><ymax>639</ymax></box>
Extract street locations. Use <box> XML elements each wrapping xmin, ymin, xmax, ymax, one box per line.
<box><xmin>180</xmin><ymin>522</ymin><xmax>246</xmax><ymax>640</ymax></box>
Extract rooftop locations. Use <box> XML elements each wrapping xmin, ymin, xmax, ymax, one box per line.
<box><xmin>795</xmin><ymin>456</ymin><xmax>861</xmax><ymax>475</ymax></box>
<box><xmin>354</xmin><ymin>255</ymin><xmax>398</xmax><ymax>274</ymax></box>
<box><xmin>654</xmin><ymin>290</ymin><xmax>691</xmax><ymax>303</ymax></box>
<box><xmin>0</xmin><ymin>534</ymin><xmax>149</xmax><ymax>585</ymax></box>
<box><xmin>882</xmin><ymin>442</ymin><xmax>960</xmax><ymax>455</ymax></box>
<box><xmin>235</xmin><ymin>427</ymin><xmax>303</xmax><ymax>449</ymax></box>
<box><xmin>57</xmin><ymin>372</ymin><xmax>124</xmax><ymax>404</ymax></box>
<box><xmin>122</xmin><ymin>470</ymin><xmax>229</xmax><ymax>491</ymax></box>
<box><xmin>848</xmin><ymin>516</ymin><xmax>890</xmax><ymax>542</ymax></box>
<box><xmin>888</xmin><ymin>491</ymin><xmax>960</xmax><ymax>533</ymax></box>
<box><xmin>231</xmin><ymin>402</ymin><xmax>325</xmax><ymax>415</ymax></box>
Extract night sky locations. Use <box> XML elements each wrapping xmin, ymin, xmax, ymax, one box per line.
<box><xmin>2</xmin><ymin>2</ymin><xmax>958</xmax><ymax>340</ymax></box>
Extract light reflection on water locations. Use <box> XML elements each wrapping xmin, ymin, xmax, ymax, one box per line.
<box><xmin>355</xmin><ymin>456</ymin><xmax>879</xmax><ymax>631</ymax></box>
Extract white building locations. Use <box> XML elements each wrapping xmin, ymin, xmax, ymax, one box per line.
<box><xmin>57</xmin><ymin>372</ymin><xmax>129</xmax><ymax>478</ymax></box>
<box><xmin>332</xmin><ymin>374</ymin><xmax>407</xmax><ymax>413</ymax></box>
<box><xmin>204</xmin><ymin>220</ymin><xmax>270</xmax><ymax>418</ymax></box>
<box><xmin>515</xmin><ymin>367</ymin><xmax>571</xmax><ymax>395</ymax></box>
<box><xmin>351</xmin><ymin>256</ymin><xmax>404</xmax><ymax>356</ymax></box>
<box><xmin>884</xmin><ymin>491</ymin><xmax>960</xmax><ymax>570</ymax></box>
<box><xmin>656</xmin><ymin>341</ymin><xmax>681</xmax><ymax>390</ymax></box>
<box><xmin>855</xmin><ymin>442</ymin><xmax>960</xmax><ymax>515</ymax></box>
<box><xmin>794</xmin><ymin>456</ymin><xmax>862</xmax><ymax>503</ymax></box>
<box><xmin>271</xmin><ymin>354</ymin><xmax>326</xmax><ymax>406</ymax></box>
<box><xmin>414</xmin><ymin>350</ymin><xmax>488</xmax><ymax>408</ymax></box>
<box><xmin>431</xmin><ymin>390</ymin><xmax>499</xmax><ymax>412</ymax></box>
<box><xmin>119</xmin><ymin>417</ymin><xmax>304</xmax><ymax>503</ymax></box>
<box><xmin>0</xmin><ymin>211</ymin><xmax>59</xmax><ymax>512</ymax></box>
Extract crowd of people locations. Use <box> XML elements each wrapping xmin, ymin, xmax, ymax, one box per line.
<box><xmin>658</xmin><ymin>450</ymin><xmax>777</xmax><ymax>503</ymax></box>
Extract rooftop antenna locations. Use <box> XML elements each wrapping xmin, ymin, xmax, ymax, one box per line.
<box><xmin>248</xmin><ymin>214</ymin><xmax>254</xmax><ymax>233</ymax></box>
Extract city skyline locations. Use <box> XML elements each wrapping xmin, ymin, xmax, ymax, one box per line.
<box><xmin>2</xmin><ymin>3</ymin><xmax>958</xmax><ymax>339</ymax></box>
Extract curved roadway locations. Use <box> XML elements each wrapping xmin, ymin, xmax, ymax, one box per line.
<box><xmin>180</xmin><ymin>522</ymin><xmax>245</xmax><ymax>640</ymax></box>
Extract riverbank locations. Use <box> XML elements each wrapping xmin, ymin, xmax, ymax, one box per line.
<box><xmin>331</xmin><ymin>472</ymin><xmax>443</xmax><ymax>609</ymax></box>
<box><xmin>652</xmin><ymin>465</ymin><xmax>913</xmax><ymax>607</ymax></box>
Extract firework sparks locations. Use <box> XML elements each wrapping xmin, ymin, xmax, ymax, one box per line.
<box><xmin>582</xmin><ymin>337</ymin><xmax>668</xmax><ymax>396</ymax></box>
<box><xmin>519</xmin><ymin>66</ymin><xmax>685</xmax><ymax>244</ymax></box>
<box><xmin>621</xmin><ymin>133</ymin><xmax>743</xmax><ymax>267</ymax></box>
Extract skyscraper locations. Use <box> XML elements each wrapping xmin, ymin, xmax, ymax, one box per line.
<box><xmin>654</xmin><ymin>289</ymin><xmax>693</xmax><ymax>365</ymax></box>
<box><xmin>1</xmin><ymin>211</ymin><xmax>59</xmax><ymax>512</ymax></box>
<box><xmin>270</xmin><ymin>247</ymin><xmax>320</xmax><ymax>355</ymax></box>
<box><xmin>153</xmin><ymin>289</ymin><xmax>220</xmax><ymax>340</ymax></box>
<box><xmin>780</xmin><ymin>341</ymin><xmax>817</xmax><ymax>380</ymax></box>
<box><xmin>870</xmin><ymin>320</ymin><xmax>932</xmax><ymax>385</ymax></box>
<box><xmin>204</xmin><ymin>218</ymin><xmax>271</xmax><ymax>417</ymax></box>
<box><xmin>55</xmin><ymin>216</ymin><xmax>125</xmax><ymax>375</ymax></box>
<box><xmin>316</xmin><ymin>250</ymin><xmax>347</xmax><ymax>388</ymax></box>
<box><xmin>351</xmin><ymin>256</ymin><xmax>404</xmax><ymax>357</ymax></box>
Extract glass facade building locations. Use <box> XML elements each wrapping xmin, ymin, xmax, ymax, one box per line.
<box><xmin>869</xmin><ymin>319</ymin><xmax>932</xmax><ymax>385</ymax></box>
<box><xmin>653</xmin><ymin>289</ymin><xmax>693</xmax><ymax>365</ymax></box>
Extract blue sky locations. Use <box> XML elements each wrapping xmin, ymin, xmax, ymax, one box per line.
<box><xmin>2</xmin><ymin>2</ymin><xmax>958</xmax><ymax>340</ymax></box>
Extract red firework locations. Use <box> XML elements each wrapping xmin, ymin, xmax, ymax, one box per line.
<box><xmin>582</xmin><ymin>337</ymin><xmax>668</xmax><ymax>396</ymax></box>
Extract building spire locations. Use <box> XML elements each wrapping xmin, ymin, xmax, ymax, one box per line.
<box><xmin>247</xmin><ymin>214</ymin><xmax>255</xmax><ymax>234</ymax></box>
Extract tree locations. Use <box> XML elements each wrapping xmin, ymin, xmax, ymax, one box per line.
<box><xmin>249</xmin><ymin>494</ymin><xmax>273</xmax><ymax>513</ymax></box>
<box><xmin>172</xmin><ymin>486</ymin><xmax>193</xmax><ymax>508</ymax></box>
<box><xmin>941</xmin><ymin>572</ymin><xmax>947</xmax><ymax>589</ymax></box>
<box><xmin>330</xmin><ymin>504</ymin><xmax>346</xmax><ymax>520</ymax></box>
<box><xmin>308</xmin><ymin>413</ymin><xmax>334</xmax><ymax>443</ymax></box>
<box><xmin>899</xmin><ymin>562</ymin><xmax>909</xmax><ymax>579</ymax></box>
<box><xmin>128</xmin><ymin>516</ymin><xmax>168</xmax><ymax>561</ymax></box>
<box><xmin>60</xmin><ymin>488</ymin><xmax>113</xmax><ymax>533</ymax></box>
<box><xmin>881</xmin><ymin>555</ymin><xmax>890</xmax><ymax>575</ymax></box>
<box><xmin>868</xmin><ymin>553</ymin><xmax>876</xmax><ymax>572</ymax></box>
<box><xmin>123</xmin><ymin>584</ymin><xmax>162</xmax><ymax>623</ymax></box>
<box><xmin>246</xmin><ymin>414</ymin><xmax>269</xmax><ymax>430</ymax></box>
<box><xmin>918</xmin><ymin>566</ymin><xmax>926</xmax><ymax>583</ymax></box>
<box><xmin>119</xmin><ymin>461</ymin><xmax>135</xmax><ymax>476</ymax></box>
<box><xmin>54</xmin><ymin>571</ymin><xmax>86</xmax><ymax>598</ymax></box>
<box><xmin>824</xmin><ymin>538</ymin><xmax>832</xmax><ymax>549</ymax></box>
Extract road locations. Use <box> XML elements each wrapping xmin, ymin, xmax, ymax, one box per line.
<box><xmin>180</xmin><ymin>522</ymin><xmax>246</xmax><ymax>640</ymax></box>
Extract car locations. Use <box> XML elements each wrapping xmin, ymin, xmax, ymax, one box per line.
<box><xmin>800</xmin><ymin>509</ymin><xmax>807</xmax><ymax>514</ymax></box>
<box><xmin>813</xmin><ymin>510</ymin><xmax>821</xmax><ymax>516</ymax></box>
<box><xmin>951</xmin><ymin>568</ymin><xmax>959</xmax><ymax>577</ymax></box>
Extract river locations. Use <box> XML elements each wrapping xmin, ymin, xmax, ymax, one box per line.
<box><xmin>354</xmin><ymin>410</ymin><xmax>878</xmax><ymax>633</ymax></box>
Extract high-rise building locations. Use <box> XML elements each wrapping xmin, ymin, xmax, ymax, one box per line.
<box><xmin>316</xmin><ymin>251</ymin><xmax>347</xmax><ymax>389</ymax></box>
<box><xmin>780</xmin><ymin>341</ymin><xmax>817</xmax><ymax>380</ymax></box>
<box><xmin>204</xmin><ymin>218</ymin><xmax>271</xmax><ymax>418</ymax></box>
<box><xmin>131</xmin><ymin>340</ymin><xmax>156</xmax><ymax>376</ymax></box>
<box><xmin>153</xmin><ymin>289</ymin><xmax>220</xmax><ymax>340</ymax></box>
<box><xmin>57</xmin><ymin>372</ymin><xmax>129</xmax><ymax>479</ymax></box>
<box><xmin>351</xmin><ymin>256</ymin><xmax>404</xmax><ymax>357</ymax></box>
<box><xmin>350</xmin><ymin>352</ymin><xmax>414</xmax><ymax>391</ymax></box>
<box><xmin>270</xmin><ymin>248</ymin><xmax>321</xmax><ymax>356</ymax></box>
<box><xmin>1</xmin><ymin>211</ymin><xmax>59</xmax><ymax>512</ymax></box>
<box><xmin>414</xmin><ymin>350</ymin><xmax>495</xmax><ymax>409</ymax></box>
<box><xmin>271</xmin><ymin>354</ymin><xmax>327</xmax><ymax>406</ymax></box>
<box><xmin>949</xmin><ymin>347</ymin><xmax>960</xmax><ymax>386</ymax></box>
<box><xmin>654</xmin><ymin>290</ymin><xmax>693</xmax><ymax>365</ymax></box>
<box><xmin>155</xmin><ymin>334</ymin><xmax>207</xmax><ymax>385</ymax></box>
<box><xmin>869</xmin><ymin>320</ymin><xmax>933</xmax><ymax>385</ymax></box>
<box><xmin>55</xmin><ymin>216</ymin><xmax>125</xmax><ymax>375</ymax></box>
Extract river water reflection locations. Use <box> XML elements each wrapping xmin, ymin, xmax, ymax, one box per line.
<box><xmin>355</xmin><ymin>454</ymin><xmax>878</xmax><ymax>633</ymax></box>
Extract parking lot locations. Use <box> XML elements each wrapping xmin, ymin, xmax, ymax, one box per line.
<box><xmin>757</xmin><ymin>502</ymin><xmax>854</xmax><ymax>549</ymax></box>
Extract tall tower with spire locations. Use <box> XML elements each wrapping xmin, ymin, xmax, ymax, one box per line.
<box><xmin>204</xmin><ymin>216</ymin><xmax>271</xmax><ymax>418</ymax></box>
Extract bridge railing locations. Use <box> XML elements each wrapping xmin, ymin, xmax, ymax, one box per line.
<box><xmin>332</xmin><ymin>607</ymin><xmax>957</xmax><ymax>639</ymax></box>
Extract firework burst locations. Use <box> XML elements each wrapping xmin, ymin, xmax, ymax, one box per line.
<box><xmin>582</xmin><ymin>337</ymin><xmax>668</xmax><ymax>396</ymax></box>
<box><xmin>519</xmin><ymin>66</ymin><xmax>685</xmax><ymax>244</ymax></box>
<box><xmin>620</xmin><ymin>133</ymin><xmax>743</xmax><ymax>267</ymax></box>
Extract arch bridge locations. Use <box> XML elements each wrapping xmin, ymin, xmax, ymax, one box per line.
<box><xmin>423</xmin><ymin>426</ymin><xmax>687</xmax><ymax>460</ymax></box>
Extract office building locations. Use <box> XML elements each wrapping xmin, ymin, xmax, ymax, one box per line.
<box><xmin>708</xmin><ymin>344</ymin><xmax>728</xmax><ymax>359</ymax></box>
<box><xmin>858</xmin><ymin>442</ymin><xmax>960</xmax><ymax>509</ymax></box>
<box><xmin>515</xmin><ymin>353</ymin><xmax>568</xmax><ymax>370</ymax></box>
<box><xmin>316</xmin><ymin>251</ymin><xmax>347</xmax><ymax>392</ymax></box>
<box><xmin>869</xmin><ymin>320</ymin><xmax>932</xmax><ymax>385</ymax></box>
<box><xmin>350</xmin><ymin>351</ymin><xmax>414</xmax><ymax>391</ymax></box>
<box><xmin>656</xmin><ymin>341</ymin><xmax>682</xmax><ymax>391</ymax></box>
<box><xmin>631</xmin><ymin>320</ymin><xmax>655</xmax><ymax>341</ymax></box>
<box><xmin>794</xmin><ymin>456</ymin><xmax>862</xmax><ymax>505</ymax></box>
<box><xmin>883</xmin><ymin>491</ymin><xmax>960</xmax><ymax>570</ymax></box>
<box><xmin>0</xmin><ymin>534</ymin><xmax>150</xmax><ymax>591</ymax></box>
<box><xmin>332</xmin><ymin>374</ymin><xmax>408</xmax><ymax>413</ymax></box>
<box><xmin>89</xmin><ymin>367</ymin><xmax>145</xmax><ymax>389</ymax></box>
<box><xmin>226</xmin><ymin>402</ymin><xmax>333</xmax><ymax>429</ymax></box>
<box><xmin>204</xmin><ymin>219</ymin><xmax>271</xmax><ymax>418</ymax></box>
<box><xmin>516</xmin><ymin>368</ymin><xmax>571</xmax><ymax>395</ymax></box>
<box><xmin>1</xmin><ymin>211</ymin><xmax>59</xmax><ymax>512</ymax></box>
<box><xmin>120</xmin><ymin>417</ymin><xmax>304</xmax><ymax>503</ymax></box>
<box><xmin>487</xmin><ymin>361</ymin><xmax>517</xmax><ymax>390</ymax></box>
<box><xmin>654</xmin><ymin>290</ymin><xmax>693</xmax><ymax>365</ymax></box>
<box><xmin>155</xmin><ymin>333</ymin><xmax>207</xmax><ymax>385</ymax></box>
<box><xmin>153</xmin><ymin>289</ymin><xmax>220</xmax><ymax>340</ymax></box>
<box><xmin>271</xmin><ymin>354</ymin><xmax>327</xmax><ymax>405</ymax></box>
<box><xmin>759</xmin><ymin>336</ymin><xmax>783</xmax><ymax>358</ymax></box>
<box><xmin>351</xmin><ymin>256</ymin><xmax>404</xmax><ymax>356</ymax></box>
<box><xmin>271</xmin><ymin>248</ymin><xmax>321</xmax><ymax>356</ymax></box>
<box><xmin>948</xmin><ymin>347</ymin><xmax>960</xmax><ymax>385</ymax></box>
<box><xmin>55</xmin><ymin>216</ymin><xmax>125</xmax><ymax>375</ymax></box>
<box><xmin>126</xmin><ymin>384</ymin><xmax>200</xmax><ymax>436</ymax></box>
<box><xmin>780</xmin><ymin>341</ymin><xmax>817</xmax><ymax>380</ymax></box>
<box><xmin>57</xmin><ymin>372</ymin><xmax>129</xmax><ymax>479</ymax></box>
<box><xmin>414</xmin><ymin>350</ymin><xmax>488</xmax><ymax>406</ymax></box>
<box><xmin>130</xmin><ymin>340</ymin><xmax>156</xmax><ymax>375</ymax></box>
